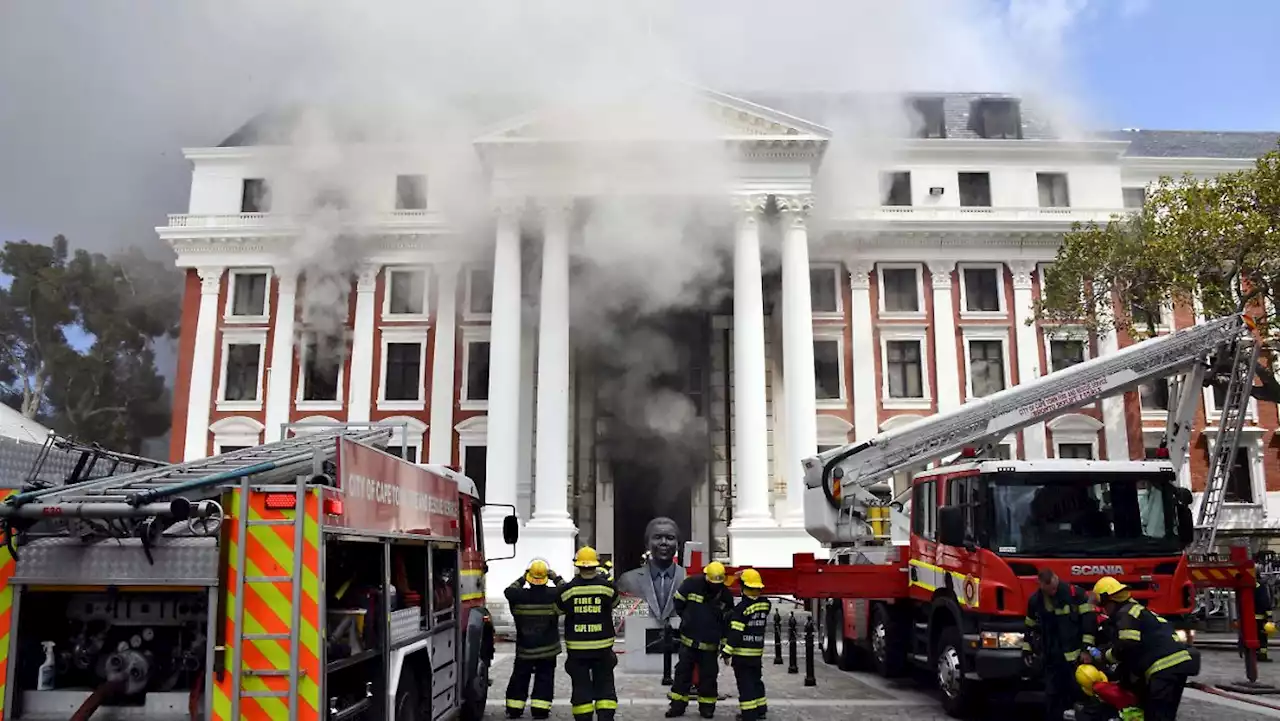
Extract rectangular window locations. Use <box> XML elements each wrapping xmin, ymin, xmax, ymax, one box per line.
<box><xmin>912</xmin><ymin>480</ymin><xmax>936</xmax><ymax>540</ymax></box>
<box><xmin>387</xmin><ymin>445</ymin><xmax>419</xmax><ymax>463</ymax></box>
<box><xmin>230</xmin><ymin>271</ymin><xmax>268</xmax><ymax>318</ymax></box>
<box><xmin>1058</xmin><ymin>443</ymin><xmax>1094</xmax><ymax>460</ymax></box>
<box><xmin>241</xmin><ymin>178</ymin><xmax>270</xmax><ymax>213</ymax></box>
<box><xmin>223</xmin><ymin>343</ymin><xmax>262</xmax><ymax>401</ymax></box>
<box><xmin>383</xmin><ymin>342</ymin><xmax>423</xmax><ymax>401</ymax></box>
<box><xmin>387</xmin><ymin>269</ymin><xmax>427</xmax><ymax>315</ymax></box>
<box><xmin>1123</xmin><ymin>187</ymin><xmax>1146</xmax><ymax>209</ymax></box>
<box><xmin>962</xmin><ymin>267</ymin><xmax>1001</xmax><ymax>312</ymax></box>
<box><xmin>886</xmin><ymin>340</ymin><xmax>924</xmax><ymax>399</ymax></box>
<box><xmin>464</xmin><ymin>445</ymin><xmax>488</xmax><ymax>502</ymax></box>
<box><xmin>465</xmin><ymin>341</ymin><xmax>491</xmax><ymax>402</ymax></box>
<box><xmin>810</xmin><ymin>267</ymin><xmax>839</xmax><ymax>314</ymax></box>
<box><xmin>1143</xmin><ymin>446</ymin><xmax>1164</xmax><ymax>460</ymax></box>
<box><xmin>814</xmin><ymin>340</ymin><xmax>842</xmax><ymax>400</ymax></box>
<box><xmin>467</xmin><ymin>268</ymin><xmax>494</xmax><ymax>316</ymax></box>
<box><xmin>912</xmin><ymin>97</ymin><xmax>946</xmax><ymax>139</ymax></box>
<box><xmin>970</xmin><ymin>99</ymin><xmax>1022</xmax><ymax>139</ymax></box>
<box><xmin>1037</xmin><ymin>173</ymin><xmax>1070</xmax><ymax>208</ymax></box>
<box><xmin>301</xmin><ymin>337</ymin><xmax>341</xmax><ymax>402</ymax></box>
<box><xmin>881</xmin><ymin>267</ymin><xmax>920</xmax><ymax>313</ymax></box>
<box><xmin>218</xmin><ymin>445</ymin><xmax>249</xmax><ymax>455</ymax></box>
<box><xmin>1140</xmin><ymin>379</ymin><xmax>1170</xmax><ymax>412</ymax></box>
<box><xmin>968</xmin><ymin>340</ymin><xmax>1006</xmax><ymax>397</ymax></box>
<box><xmin>881</xmin><ymin>172</ymin><xmax>912</xmax><ymax>206</ymax></box>
<box><xmin>1216</xmin><ymin>447</ymin><xmax>1253</xmax><ymax>503</ymax></box>
<box><xmin>395</xmin><ymin>174</ymin><xmax>427</xmax><ymax>210</ymax></box>
<box><xmin>958</xmin><ymin>172</ymin><xmax>992</xmax><ymax>207</ymax></box>
<box><xmin>1049</xmin><ymin>338</ymin><xmax>1086</xmax><ymax>372</ymax></box>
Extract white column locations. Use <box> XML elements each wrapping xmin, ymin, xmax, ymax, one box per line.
<box><xmin>928</xmin><ymin>260</ymin><xmax>962</xmax><ymax>411</ymax></box>
<box><xmin>264</xmin><ymin>269</ymin><xmax>298</xmax><ymax>443</ymax></box>
<box><xmin>1097</xmin><ymin>321</ymin><xmax>1131</xmax><ymax>460</ymax></box>
<box><xmin>529</xmin><ymin>199</ymin><xmax>575</xmax><ymax>529</ymax></box>
<box><xmin>778</xmin><ymin>195</ymin><xmax>818</xmax><ymax>525</ymax></box>
<box><xmin>730</xmin><ymin>195</ymin><xmax>775</xmax><ymax>533</ymax></box>
<box><xmin>183</xmin><ymin>266</ymin><xmax>225</xmax><ymax>461</ymax></box>
<box><xmin>484</xmin><ymin>202</ymin><xmax>524</xmax><ymax>518</ymax></box>
<box><xmin>848</xmin><ymin>260</ymin><xmax>878</xmax><ymax>442</ymax></box>
<box><xmin>428</xmin><ymin>263</ymin><xmax>460</xmax><ymax>464</ymax></box>
<box><xmin>346</xmin><ymin>265</ymin><xmax>379</xmax><ymax>423</ymax></box>
<box><xmin>1010</xmin><ymin>261</ymin><xmax>1047</xmax><ymax>459</ymax></box>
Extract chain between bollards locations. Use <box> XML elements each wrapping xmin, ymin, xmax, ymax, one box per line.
<box><xmin>773</xmin><ymin>610</ymin><xmax>783</xmax><ymax>665</ymax></box>
<box><xmin>787</xmin><ymin>612</ymin><xmax>799</xmax><ymax>674</ymax></box>
<box><xmin>803</xmin><ymin>610</ymin><xmax>816</xmax><ymax>686</ymax></box>
<box><xmin>661</xmin><ymin>620</ymin><xmax>673</xmax><ymax>686</ymax></box>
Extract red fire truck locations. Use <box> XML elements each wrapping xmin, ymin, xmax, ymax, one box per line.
<box><xmin>0</xmin><ymin>424</ymin><xmax>518</xmax><ymax>721</ymax></box>
<box><xmin>721</xmin><ymin>314</ymin><xmax>1264</xmax><ymax>717</ymax></box>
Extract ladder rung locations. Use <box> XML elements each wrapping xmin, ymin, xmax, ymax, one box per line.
<box><xmin>247</xmin><ymin>519</ymin><xmax>295</xmax><ymax>527</ymax></box>
<box><xmin>247</xmin><ymin>576</ymin><xmax>293</xmax><ymax>583</ymax></box>
<box><xmin>244</xmin><ymin>669</ymin><xmax>290</xmax><ymax>677</ymax></box>
<box><xmin>243</xmin><ymin>691</ymin><xmax>289</xmax><ymax>698</ymax></box>
<box><xmin>245</xmin><ymin>633</ymin><xmax>290</xmax><ymax>641</ymax></box>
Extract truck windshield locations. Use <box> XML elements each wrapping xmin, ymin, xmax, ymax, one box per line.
<box><xmin>987</xmin><ymin>471</ymin><xmax>1180</xmax><ymax>557</ymax></box>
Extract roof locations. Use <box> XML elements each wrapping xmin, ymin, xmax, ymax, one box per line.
<box><xmin>214</xmin><ymin>91</ymin><xmax>1278</xmax><ymax>160</ymax></box>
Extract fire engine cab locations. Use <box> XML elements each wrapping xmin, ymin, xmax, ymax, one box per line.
<box><xmin>0</xmin><ymin>424</ymin><xmax>518</xmax><ymax>721</ymax></box>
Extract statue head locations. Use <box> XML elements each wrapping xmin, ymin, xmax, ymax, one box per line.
<box><xmin>644</xmin><ymin>517</ymin><xmax>679</xmax><ymax>567</ymax></box>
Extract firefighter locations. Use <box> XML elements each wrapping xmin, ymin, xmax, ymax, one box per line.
<box><xmin>666</xmin><ymin>561</ymin><xmax>734</xmax><ymax>719</ymax></box>
<box><xmin>1022</xmin><ymin>568</ymin><xmax>1097</xmax><ymax>721</ymax></box>
<box><xmin>555</xmin><ymin>547</ymin><xmax>621</xmax><ymax>721</ymax></box>
<box><xmin>505</xmin><ymin>559</ymin><xmax>565</xmax><ymax>719</ymax></box>
<box><xmin>721</xmin><ymin>569</ymin><xmax>770</xmax><ymax>721</ymax></box>
<box><xmin>1254</xmin><ymin>578</ymin><xmax>1273</xmax><ymax>662</ymax></box>
<box><xmin>1093</xmin><ymin>576</ymin><xmax>1199</xmax><ymax>721</ymax></box>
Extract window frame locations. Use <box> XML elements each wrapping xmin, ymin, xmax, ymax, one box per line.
<box><xmin>1122</xmin><ymin>187</ymin><xmax>1146</xmax><ymax>210</ymax></box>
<box><xmin>382</xmin><ymin>266</ymin><xmax>432</xmax><ymax>322</ymax></box>
<box><xmin>957</xmin><ymin>171</ymin><xmax>993</xmax><ymax>208</ymax></box>
<box><xmin>460</xmin><ymin>325</ymin><xmax>492</xmax><ymax>412</ymax></box>
<box><xmin>455</xmin><ymin>416</ymin><xmax>489</xmax><ymax>504</ymax></box>
<box><xmin>958</xmin><ymin>263</ymin><xmax>1007</xmax><ymax>319</ymax></box>
<box><xmin>209</xmin><ymin>416</ymin><xmax>265</xmax><ymax>457</ymax></box>
<box><xmin>377</xmin><ymin>326</ymin><xmax>430</xmax><ymax>411</ymax></box>
<box><xmin>1035</xmin><ymin>172</ymin><xmax>1071</xmax><ymax>208</ymax></box>
<box><xmin>295</xmin><ymin>331</ymin><xmax>346</xmax><ymax>411</ymax></box>
<box><xmin>1042</xmin><ymin>325</ymin><xmax>1091</xmax><ymax>373</ymax></box>
<box><xmin>962</xmin><ymin>327</ymin><xmax>1012</xmax><ymax>401</ymax></box>
<box><xmin>880</xmin><ymin>171</ymin><xmax>913</xmax><ymax>207</ymax></box>
<box><xmin>1204</xmin><ymin>428</ymin><xmax>1266</xmax><ymax>507</ymax></box>
<box><xmin>809</xmin><ymin>262</ymin><xmax>843</xmax><ymax>318</ymax></box>
<box><xmin>1047</xmin><ymin>413</ymin><xmax>1104</xmax><ymax>460</ymax></box>
<box><xmin>224</xmin><ymin>268</ymin><xmax>272</xmax><ymax>324</ymax></box>
<box><xmin>240</xmin><ymin>178</ymin><xmax>271</xmax><ymax>213</ymax></box>
<box><xmin>380</xmin><ymin>416</ymin><xmax>429</xmax><ymax>465</ymax></box>
<box><xmin>879</xmin><ymin>325</ymin><xmax>931</xmax><ymax>410</ymax></box>
<box><xmin>877</xmin><ymin>263</ymin><xmax>926</xmax><ymax>319</ymax></box>
<box><xmin>812</xmin><ymin>326</ymin><xmax>848</xmax><ymax>410</ymax></box>
<box><xmin>394</xmin><ymin>174</ymin><xmax>428</xmax><ymax>211</ymax></box>
<box><xmin>216</xmin><ymin>328</ymin><xmax>268</xmax><ymax>412</ymax></box>
<box><xmin>463</xmin><ymin>266</ymin><xmax>494</xmax><ymax>321</ymax></box>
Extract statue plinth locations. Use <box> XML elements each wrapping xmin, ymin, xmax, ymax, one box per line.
<box><xmin>617</xmin><ymin>593</ymin><xmax>681</xmax><ymax>674</ymax></box>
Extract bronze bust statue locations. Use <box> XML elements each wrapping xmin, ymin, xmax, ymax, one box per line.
<box><xmin>615</xmin><ymin>517</ymin><xmax>686</xmax><ymax>622</ymax></box>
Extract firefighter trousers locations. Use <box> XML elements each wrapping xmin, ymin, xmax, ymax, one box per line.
<box><xmin>1259</xmin><ymin>617</ymin><xmax>1271</xmax><ymax>660</ymax></box>
<box><xmin>669</xmin><ymin>645</ymin><xmax>720</xmax><ymax>717</ymax></box>
<box><xmin>565</xmin><ymin>651</ymin><xmax>618</xmax><ymax>721</ymax></box>
<box><xmin>731</xmin><ymin>657</ymin><xmax>767</xmax><ymax>720</ymax></box>
<box><xmin>1143</xmin><ymin>669</ymin><xmax>1189</xmax><ymax>721</ymax></box>
<box><xmin>505</xmin><ymin>657</ymin><xmax>556</xmax><ymax>718</ymax></box>
<box><xmin>1043</xmin><ymin>661</ymin><xmax>1081</xmax><ymax>721</ymax></box>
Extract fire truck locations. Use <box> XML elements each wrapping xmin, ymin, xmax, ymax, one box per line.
<box><xmin>0</xmin><ymin>424</ymin><xmax>518</xmax><ymax>721</ymax></box>
<box><xmin>721</xmin><ymin>313</ymin><xmax>1266</xmax><ymax>717</ymax></box>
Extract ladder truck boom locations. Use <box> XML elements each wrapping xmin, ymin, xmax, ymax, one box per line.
<box><xmin>803</xmin><ymin>313</ymin><xmax>1254</xmax><ymax>546</ymax></box>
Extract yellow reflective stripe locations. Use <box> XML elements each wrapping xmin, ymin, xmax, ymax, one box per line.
<box><xmin>746</xmin><ymin>602</ymin><xmax>770</xmax><ymax>614</ymax></box>
<box><xmin>740</xmin><ymin>698</ymin><xmax>767</xmax><ymax>710</ymax></box>
<box><xmin>669</xmin><ymin>692</ymin><xmax>689</xmax><ymax>702</ymax></box>
<box><xmin>730</xmin><ymin>647</ymin><xmax>764</xmax><ymax>657</ymax></box>
<box><xmin>688</xmin><ymin>593</ymin><xmax>705</xmax><ymax>603</ymax></box>
<box><xmin>698</xmin><ymin>696</ymin><xmax>718</xmax><ymax>704</ymax></box>
<box><xmin>507</xmin><ymin>700</ymin><xmax>527</xmax><ymax>709</ymax></box>
<box><xmin>1145</xmin><ymin>649</ymin><xmax>1192</xmax><ymax>679</ymax></box>
<box><xmin>1064</xmin><ymin>649</ymin><xmax>1081</xmax><ymax>662</ymax></box>
<box><xmin>1078</xmin><ymin>604</ymin><xmax>1093</xmax><ymax>614</ymax></box>
<box><xmin>1128</xmin><ymin>604</ymin><xmax>1143</xmax><ymax>618</ymax></box>
<box><xmin>1105</xmin><ymin>648</ymin><xmax>1117</xmax><ymax>664</ymax></box>
<box><xmin>596</xmin><ymin>700</ymin><xmax>618</xmax><ymax>710</ymax></box>
<box><xmin>674</xmin><ymin>592</ymin><xmax>686</xmax><ymax>601</ymax></box>
<box><xmin>1082</xmin><ymin>635</ymin><xmax>1096</xmax><ymax>645</ymax></box>
<box><xmin>1025</xmin><ymin>617</ymin><xmax>1038</xmax><ymax>627</ymax></box>
<box><xmin>566</xmin><ymin>638</ymin><xmax>615</xmax><ymax>650</ymax></box>
<box><xmin>1020</xmin><ymin>643</ymin><xmax>1032</xmax><ymax>651</ymax></box>
<box><xmin>513</xmin><ymin>606</ymin><xmax>559</xmax><ymax>615</ymax></box>
<box><xmin>1118</xmin><ymin>629</ymin><xmax>1142</xmax><ymax>641</ymax></box>
<box><xmin>680</xmin><ymin>636</ymin><xmax>718</xmax><ymax>651</ymax></box>
<box><xmin>1054</xmin><ymin>606</ymin><xmax>1072</xmax><ymax>616</ymax></box>
<box><xmin>530</xmin><ymin>700</ymin><xmax>552</xmax><ymax>710</ymax></box>
<box><xmin>572</xmin><ymin>702</ymin><xmax>596</xmax><ymax>714</ymax></box>
<box><xmin>730</xmin><ymin>621</ymin><xmax>746</xmax><ymax>631</ymax></box>
<box><xmin>561</xmin><ymin>585</ymin><xmax>615</xmax><ymax>599</ymax></box>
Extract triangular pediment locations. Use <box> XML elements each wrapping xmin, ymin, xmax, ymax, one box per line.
<box><xmin>475</xmin><ymin>86</ymin><xmax>831</xmax><ymax>144</ymax></box>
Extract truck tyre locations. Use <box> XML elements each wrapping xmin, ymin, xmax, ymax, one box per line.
<box><xmin>830</xmin><ymin>603</ymin><xmax>861</xmax><ymax>671</ymax></box>
<box><xmin>461</xmin><ymin>656</ymin><xmax>490</xmax><ymax>721</ymax></box>
<box><xmin>822</xmin><ymin>602</ymin><xmax>838</xmax><ymax>665</ymax></box>
<box><xmin>935</xmin><ymin>626</ymin><xmax>974</xmax><ymax>718</ymax></box>
<box><xmin>870</xmin><ymin>605</ymin><xmax>907</xmax><ymax>678</ymax></box>
<box><xmin>395</xmin><ymin>666</ymin><xmax>427</xmax><ymax>721</ymax></box>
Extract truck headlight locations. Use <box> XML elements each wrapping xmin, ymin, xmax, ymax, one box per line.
<box><xmin>1174</xmin><ymin>629</ymin><xmax>1195</xmax><ymax>645</ymax></box>
<box><xmin>981</xmin><ymin>631</ymin><xmax>1025</xmax><ymax>649</ymax></box>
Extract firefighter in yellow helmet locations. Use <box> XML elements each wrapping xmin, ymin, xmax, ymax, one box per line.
<box><xmin>667</xmin><ymin>561</ymin><xmax>735</xmax><ymax>718</ymax></box>
<box><xmin>1252</xmin><ymin>578</ymin><xmax>1273</xmax><ymax>662</ymax></box>
<box><xmin>1092</xmin><ymin>576</ymin><xmax>1199</xmax><ymax>721</ymax></box>
<box><xmin>555</xmin><ymin>546</ymin><xmax>621</xmax><ymax>721</ymax></box>
<box><xmin>504</xmin><ymin>559</ymin><xmax>565</xmax><ymax>718</ymax></box>
<box><xmin>721</xmin><ymin>569</ymin><xmax>771</xmax><ymax>721</ymax></box>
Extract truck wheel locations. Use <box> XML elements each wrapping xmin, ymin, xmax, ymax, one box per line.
<box><xmin>935</xmin><ymin>626</ymin><xmax>974</xmax><ymax>718</ymax></box>
<box><xmin>870</xmin><ymin>605</ymin><xmax>906</xmax><ymax>678</ymax></box>
<box><xmin>461</xmin><ymin>657</ymin><xmax>490</xmax><ymax>721</ymax></box>
<box><xmin>395</xmin><ymin>667</ymin><xmax>426</xmax><ymax>721</ymax></box>
<box><xmin>822</xmin><ymin>602</ymin><xmax>838</xmax><ymax>665</ymax></box>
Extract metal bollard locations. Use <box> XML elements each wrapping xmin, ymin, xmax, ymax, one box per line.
<box><xmin>804</xmin><ymin>613</ymin><xmax>816</xmax><ymax>687</ymax></box>
<box><xmin>773</xmin><ymin>610</ymin><xmax>783</xmax><ymax>665</ymax></box>
<box><xmin>787</xmin><ymin>612</ymin><xmax>799</xmax><ymax>674</ymax></box>
<box><xmin>662</xmin><ymin>621</ymin><xmax>674</xmax><ymax>686</ymax></box>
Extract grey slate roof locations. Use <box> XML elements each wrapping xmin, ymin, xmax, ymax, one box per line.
<box><xmin>215</xmin><ymin>92</ymin><xmax>1278</xmax><ymax>160</ymax></box>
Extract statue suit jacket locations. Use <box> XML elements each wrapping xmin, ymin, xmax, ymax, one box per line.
<box><xmin>616</xmin><ymin>561</ymin><xmax>686</xmax><ymax>623</ymax></box>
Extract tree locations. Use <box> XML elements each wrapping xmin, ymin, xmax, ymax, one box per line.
<box><xmin>0</xmin><ymin>237</ymin><xmax>181</xmax><ymax>452</ymax></box>
<box><xmin>1035</xmin><ymin>142</ymin><xmax>1280</xmax><ymax>401</ymax></box>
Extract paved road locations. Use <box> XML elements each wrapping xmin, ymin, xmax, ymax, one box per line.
<box><xmin>485</xmin><ymin>643</ymin><xmax>1280</xmax><ymax>720</ymax></box>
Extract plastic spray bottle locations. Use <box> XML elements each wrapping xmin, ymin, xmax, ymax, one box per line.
<box><xmin>37</xmin><ymin>641</ymin><xmax>56</xmax><ymax>690</ymax></box>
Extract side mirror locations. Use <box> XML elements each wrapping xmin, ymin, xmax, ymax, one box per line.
<box><xmin>1177</xmin><ymin>505</ymin><xmax>1195</xmax><ymax>546</ymax></box>
<box><xmin>937</xmin><ymin>506</ymin><xmax>966</xmax><ymax>548</ymax></box>
<box><xmin>502</xmin><ymin>515</ymin><xmax>519</xmax><ymax>546</ymax></box>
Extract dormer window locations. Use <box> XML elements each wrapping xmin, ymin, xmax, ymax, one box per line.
<box><xmin>970</xmin><ymin>99</ymin><xmax>1022</xmax><ymax>139</ymax></box>
<box><xmin>912</xmin><ymin>97</ymin><xmax>947</xmax><ymax>139</ymax></box>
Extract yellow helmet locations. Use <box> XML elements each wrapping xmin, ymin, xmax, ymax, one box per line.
<box><xmin>1075</xmin><ymin>663</ymin><xmax>1108</xmax><ymax>697</ymax></box>
<box><xmin>1267</xmin><ymin>622</ymin><xmax>1277</xmax><ymax>637</ymax></box>
<box><xmin>705</xmin><ymin>561</ymin><xmax>726</xmax><ymax>584</ymax></box>
<box><xmin>740</xmin><ymin>568</ymin><xmax>764</xmax><ymax>590</ymax></box>
<box><xmin>574</xmin><ymin>546</ymin><xmax>600</xmax><ymax>568</ymax></box>
<box><xmin>1093</xmin><ymin>576</ymin><xmax>1129</xmax><ymax>601</ymax></box>
<box><xmin>526</xmin><ymin>559</ymin><xmax>550</xmax><ymax>585</ymax></box>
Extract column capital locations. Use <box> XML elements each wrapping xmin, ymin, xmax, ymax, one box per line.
<box><xmin>927</xmin><ymin>260</ymin><xmax>957</xmax><ymax>289</ymax></box>
<box><xmin>847</xmin><ymin>260</ymin><xmax>875</xmax><ymax>290</ymax></box>
<box><xmin>531</xmin><ymin>196</ymin><xmax>575</xmax><ymax>220</ymax></box>
<box><xmin>775</xmin><ymin>194</ymin><xmax>815</xmax><ymax>228</ymax></box>
<box><xmin>492</xmin><ymin>196</ymin><xmax>526</xmax><ymax>222</ymax></box>
<box><xmin>355</xmin><ymin>264</ymin><xmax>380</xmax><ymax>292</ymax></box>
<box><xmin>1009</xmin><ymin>260</ymin><xmax>1036</xmax><ymax>290</ymax></box>
<box><xmin>196</xmin><ymin>266</ymin><xmax>224</xmax><ymax>295</ymax></box>
<box><xmin>730</xmin><ymin>194</ymin><xmax>770</xmax><ymax>223</ymax></box>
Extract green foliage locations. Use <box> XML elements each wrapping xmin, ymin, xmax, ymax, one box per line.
<box><xmin>0</xmin><ymin>237</ymin><xmax>181</xmax><ymax>452</ymax></box>
<box><xmin>1035</xmin><ymin>143</ymin><xmax>1280</xmax><ymax>343</ymax></box>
